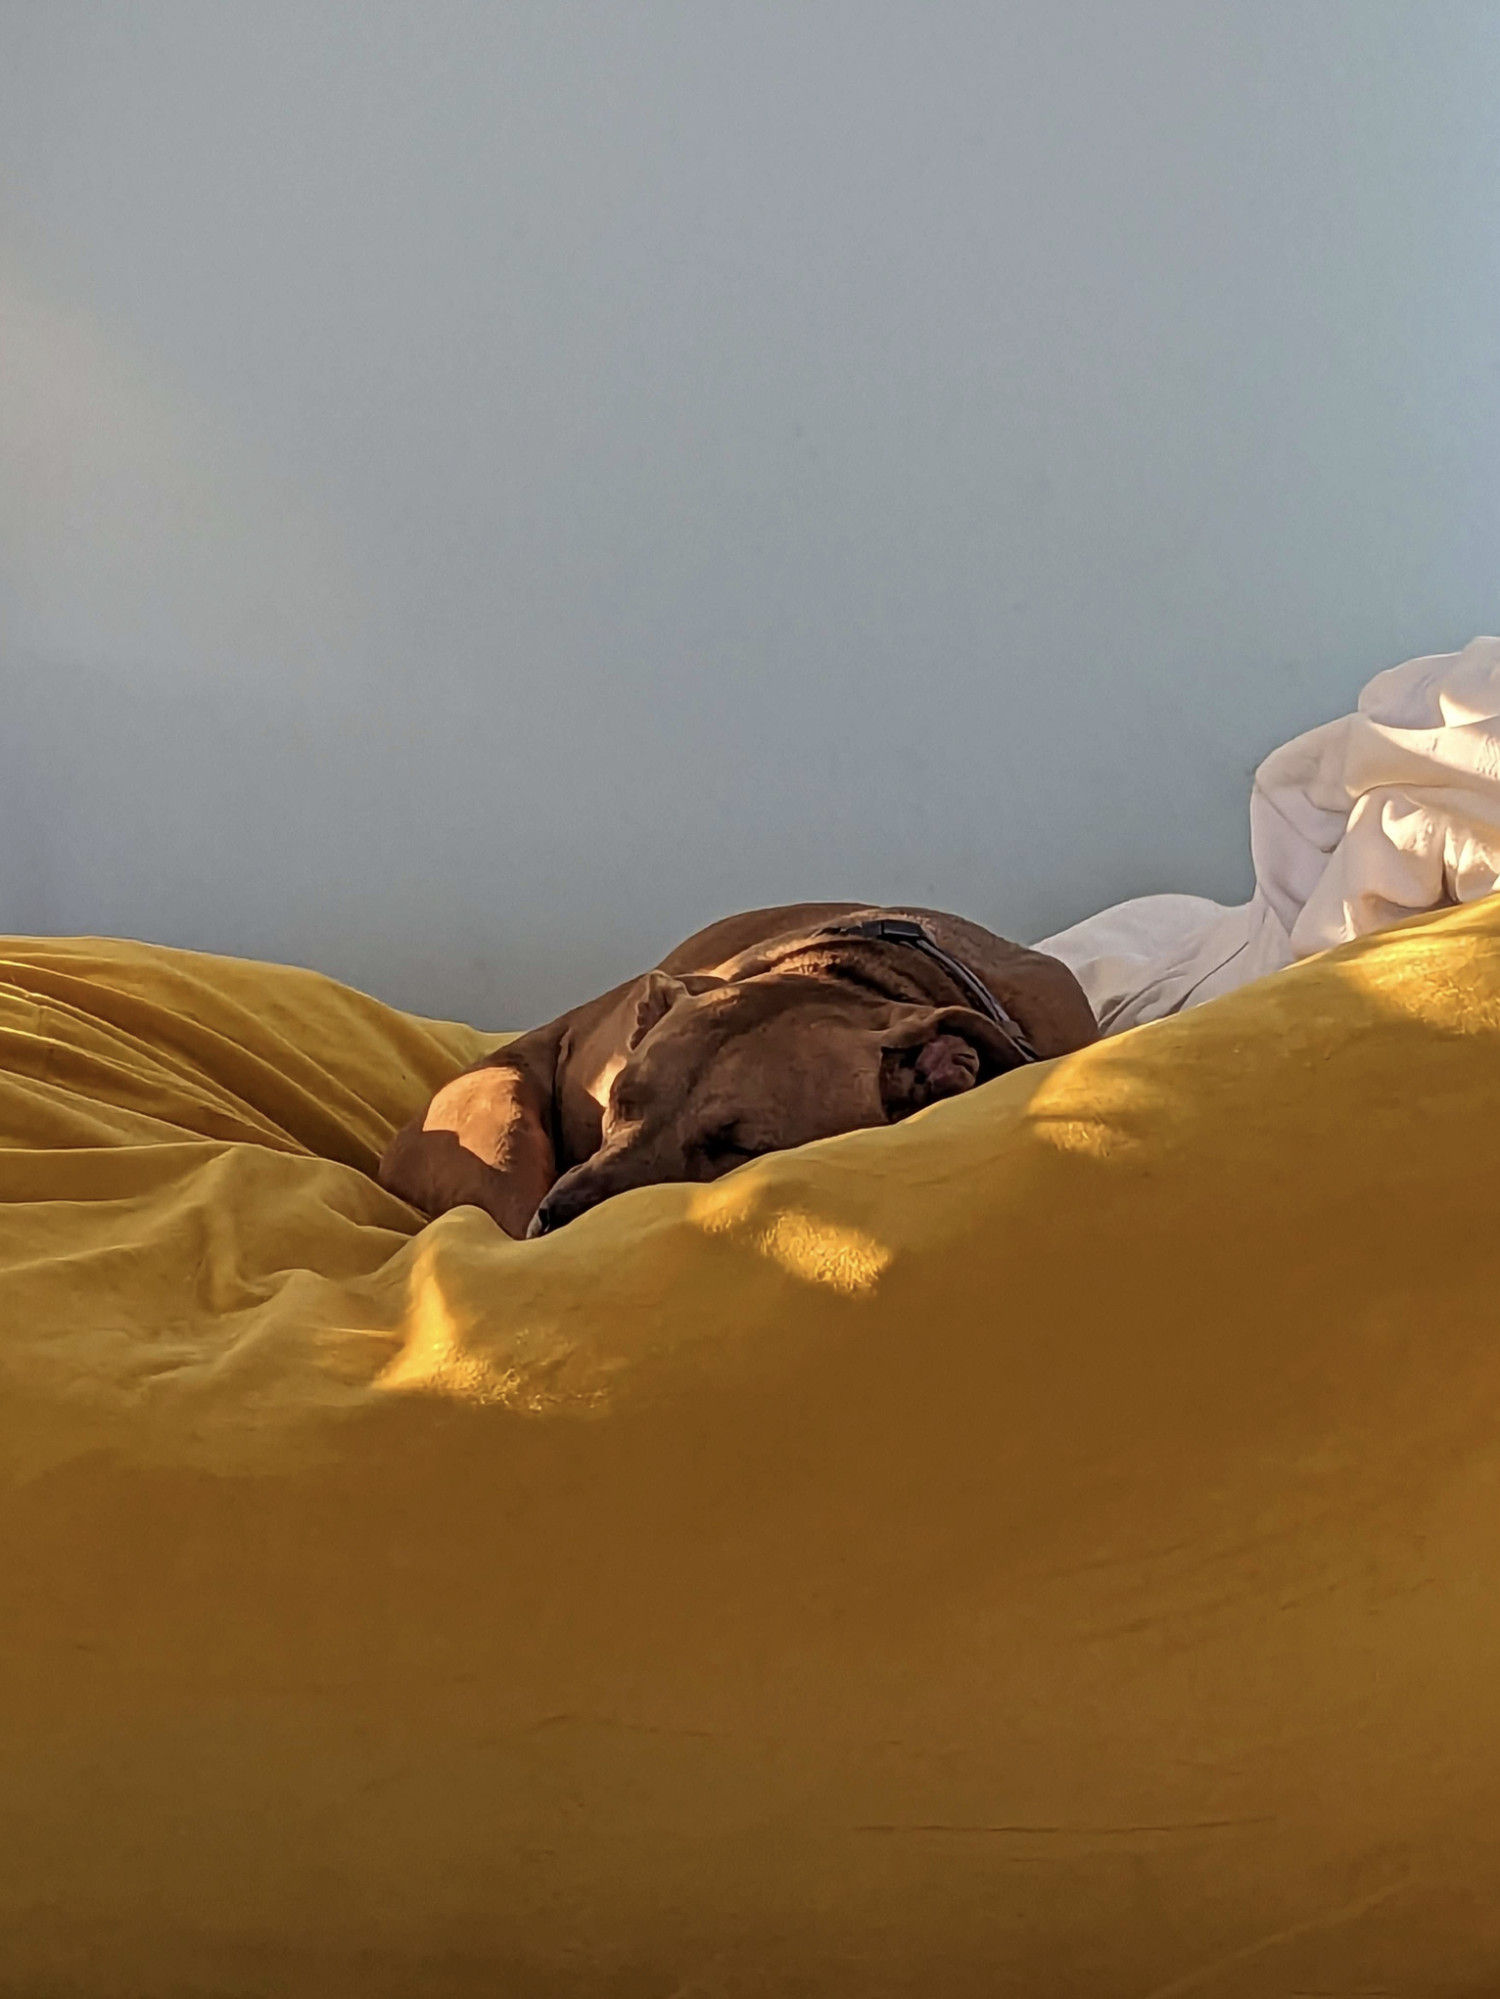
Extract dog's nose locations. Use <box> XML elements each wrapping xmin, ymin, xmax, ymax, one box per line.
<box><xmin>526</xmin><ymin>1161</ymin><xmax>625</xmax><ymax>1237</ymax></box>
<box><xmin>525</xmin><ymin>1182</ymin><xmax>600</xmax><ymax>1237</ymax></box>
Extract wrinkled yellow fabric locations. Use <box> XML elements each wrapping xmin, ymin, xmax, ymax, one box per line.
<box><xmin>3</xmin><ymin>914</ymin><xmax>1500</xmax><ymax>1997</ymax></box>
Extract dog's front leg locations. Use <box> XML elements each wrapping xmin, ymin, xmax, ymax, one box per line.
<box><xmin>378</xmin><ymin>1055</ymin><xmax>557</xmax><ymax>1239</ymax></box>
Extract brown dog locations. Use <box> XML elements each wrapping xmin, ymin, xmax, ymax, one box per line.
<box><xmin>378</xmin><ymin>903</ymin><xmax>1097</xmax><ymax>1238</ymax></box>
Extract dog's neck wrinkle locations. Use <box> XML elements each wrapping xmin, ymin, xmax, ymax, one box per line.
<box><xmin>745</xmin><ymin>940</ymin><xmax>977</xmax><ymax>1013</ymax></box>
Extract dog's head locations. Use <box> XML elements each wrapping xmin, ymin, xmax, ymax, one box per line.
<box><xmin>527</xmin><ymin>969</ymin><xmax>1031</xmax><ymax>1235</ymax></box>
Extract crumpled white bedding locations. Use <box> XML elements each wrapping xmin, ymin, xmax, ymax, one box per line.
<box><xmin>1036</xmin><ymin>635</ymin><xmax>1500</xmax><ymax>1034</ymax></box>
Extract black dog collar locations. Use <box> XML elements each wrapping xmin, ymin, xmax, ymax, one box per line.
<box><xmin>811</xmin><ymin>915</ymin><xmax>1039</xmax><ymax>1067</ymax></box>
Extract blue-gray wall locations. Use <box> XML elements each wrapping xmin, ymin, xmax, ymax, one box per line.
<box><xmin>2</xmin><ymin>1</ymin><xmax>1497</xmax><ymax>1023</ymax></box>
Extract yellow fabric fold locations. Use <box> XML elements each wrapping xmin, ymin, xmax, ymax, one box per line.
<box><xmin>3</xmin><ymin>913</ymin><xmax>1499</xmax><ymax>1994</ymax></box>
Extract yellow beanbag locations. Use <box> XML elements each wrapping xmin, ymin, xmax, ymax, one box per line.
<box><xmin>3</xmin><ymin>913</ymin><xmax>1500</xmax><ymax>1996</ymax></box>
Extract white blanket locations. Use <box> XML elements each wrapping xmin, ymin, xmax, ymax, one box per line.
<box><xmin>1036</xmin><ymin>635</ymin><xmax>1500</xmax><ymax>1034</ymax></box>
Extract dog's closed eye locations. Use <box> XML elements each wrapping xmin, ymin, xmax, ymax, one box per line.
<box><xmin>608</xmin><ymin>1088</ymin><xmax>646</xmax><ymax>1128</ymax></box>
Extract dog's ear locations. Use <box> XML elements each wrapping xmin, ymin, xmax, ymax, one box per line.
<box><xmin>878</xmin><ymin>1004</ymin><xmax>1029</xmax><ymax>1118</ymax></box>
<box><xmin>627</xmin><ymin>970</ymin><xmax>724</xmax><ymax>1051</ymax></box>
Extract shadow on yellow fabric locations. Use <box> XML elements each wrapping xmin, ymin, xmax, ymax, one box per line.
<box><xmin>2</xmin><ymin>912</ymin><xmax>1499</xmax><ymax>1995</ymax></box>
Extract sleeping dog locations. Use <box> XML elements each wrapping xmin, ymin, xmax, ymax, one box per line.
<box><xmin>378</xmin><ymin>903</ymin><xmax>1098</xmax><ymax>1238</ymax></box>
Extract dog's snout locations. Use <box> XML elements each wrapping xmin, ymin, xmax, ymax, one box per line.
<box><xmin>526</xmin><ymin>1177</ymin><xmax>606</xmax><ymax>1238</ymax></box>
